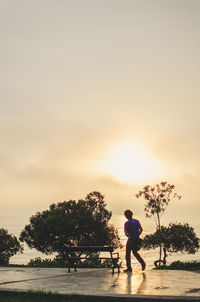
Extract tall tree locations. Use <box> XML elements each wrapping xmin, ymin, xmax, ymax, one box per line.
<box><xmin>20</xmin><ymin>191</ymin><xmax>121</xmax><ymax>258</ymax></box>
<box><xmin>136</xmin><ymin>181</ymin><xmax>181</xmax><ymax>265</ymax></box>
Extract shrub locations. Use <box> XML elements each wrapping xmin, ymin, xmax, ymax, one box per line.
<box><xmin>142</xmin><ymin>223</ymin><xmax>199</xmax><ymax>265</ymax></box>
<box><xmin>0</xmin><ymin>228</ymin><xmax>23</xmax><ymax>265</ymax></box>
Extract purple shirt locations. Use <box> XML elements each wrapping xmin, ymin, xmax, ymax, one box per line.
<box><xmin>124</xmin><ymin>218</ymin><xmax>141</xmax><ymax>239</ymax></box>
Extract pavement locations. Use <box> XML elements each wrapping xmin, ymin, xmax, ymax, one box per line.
<box><xmin>0</xmin><ymin>267</ymin><xmax>200</xmax><ymax>301</ymax></box>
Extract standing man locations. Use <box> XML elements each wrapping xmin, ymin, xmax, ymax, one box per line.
<box><xmin>124</xmin><ymin>209</ymin><xmax>146</xmax><ymax>272</ymax></box>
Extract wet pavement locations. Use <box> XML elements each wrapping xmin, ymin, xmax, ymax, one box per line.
<box><xmin>0</xmin><ymin>267</ymin><xmax>200</xmax><ymax>300</ymax></box>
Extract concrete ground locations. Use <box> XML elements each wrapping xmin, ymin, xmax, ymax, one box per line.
<box><xmin>0</xmin><ymin>267</ymin><xmax>200</xmax><ymax>300</ymax></box>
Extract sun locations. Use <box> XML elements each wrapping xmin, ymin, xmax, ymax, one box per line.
<box><xmin>102</xmin><ymin>141</ymin><xmax>163</xmax><ymax>184</ymax></box>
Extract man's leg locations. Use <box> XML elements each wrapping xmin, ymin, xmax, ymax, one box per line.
<box><xmin>124</xmin><ymin>239</ymin><xmax>132</xmax><ymax>272</ymax></box>
<box><xmin>132</xmin><ymin>250</ymin><xmax>146</xmax><ymax>270</ymax></box>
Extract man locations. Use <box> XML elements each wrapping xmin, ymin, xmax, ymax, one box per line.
<box><xmin>124</xmin><ymin>209</ymin><xmax>146</xmax><ymax>272</ymax></box>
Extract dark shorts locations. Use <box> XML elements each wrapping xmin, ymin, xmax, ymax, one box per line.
<box><xmin>127</xmin><ymin>237</ymin><xmax>142</xmax><ymax>251</ymax></box>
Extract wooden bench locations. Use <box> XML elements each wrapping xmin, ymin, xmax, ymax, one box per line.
<box><xmin>65</xmin><ymin>246</ymin><xmax>120</xmax><ymax>274</ymax></box>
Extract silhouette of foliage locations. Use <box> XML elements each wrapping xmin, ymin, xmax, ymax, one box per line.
<box><xmin>0</xmin><ymin>228</ymin><xmax>23</xmax><ymax>265</ymax></box>
<box><xmin>28</xmin><ymin>255</ymin><xmax>116</xmax><ymax>268</ymax></box>
<box><xmin>136</xmin><ymin>181</ymin><xmax>181</xmax><ymax>264</ymax></box>
<box><xmin>142</xmin><ymin>223</ymin><xmax>199</xmax><ymax>265</ymax></box>
<box><xmin>157</xmin><ymin>260</ymin><xmax>200</xmax><ymax>271</ymax></box>
<box><xmin>136</xmin><ymin>181</ymin><xmax>181</xmax><ymax>226</ymax></box>
<box><xmin>20</xmin><ymin>191</ymin><xmax>121</xmax><ymax>257</ymax></box>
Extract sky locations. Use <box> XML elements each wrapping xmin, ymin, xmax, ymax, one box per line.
<box><xmin>1</xmin><ymin>0</ymin><xmax>200</xmax><ymax>231</ymax></box>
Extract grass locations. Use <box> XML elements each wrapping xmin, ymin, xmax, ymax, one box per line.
<box><xmin>0</xmin><ymin>290</ymin><xmax>132</xmax><ymax>302</ymax></box>
<box><xmin>0</xmin><ymin>291</ymin><xmax>84</xmax><ymax>302</ymax></box>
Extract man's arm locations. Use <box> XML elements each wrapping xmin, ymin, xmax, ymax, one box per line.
<box><xmin>124</xmin><ymin>229</ymin><xmax>129</xmax><ymax>237</ymax></box>
<box><xmin>124</xmin><ymin>222</ymin><xmax>129</xmax><ymax>237</ymax></box>
<box><xmin>138</xmin><ymin>223</ymin><xmax>143</xmax><ymax>235</ymax></box>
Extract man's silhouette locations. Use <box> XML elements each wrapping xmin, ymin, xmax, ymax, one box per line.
<box><xmin>124</xmin><ymin>209</ymin><xmax>146</xmax><ymax>272</ymax></box>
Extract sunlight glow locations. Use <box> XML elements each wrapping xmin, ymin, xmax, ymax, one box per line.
<box><xmin>102</xmin><ymin>141</ymin><xmax>164</xmax><ymax>184</ymax></box>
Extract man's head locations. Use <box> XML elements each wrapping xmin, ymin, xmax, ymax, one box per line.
<box><xmin>124</xmin><ymin>210</ymin><xmax>133</xmax><ymax>219</ymax></box>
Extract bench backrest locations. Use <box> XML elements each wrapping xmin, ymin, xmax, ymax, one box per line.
<box><xmin>65</xmin><ymin>246</ymin><xmax>114</xmax><ymax>253</ymax></box>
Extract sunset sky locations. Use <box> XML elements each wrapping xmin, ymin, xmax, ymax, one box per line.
<box><xmin>1</xmin><ymin>0</ymin><xmax>200</xmax><ymax>229</ymax></box>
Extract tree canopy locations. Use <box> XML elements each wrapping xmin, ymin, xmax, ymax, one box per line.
<box><xmin>20</xmin><ymin>191</ymin><xmax>121</xmax><ymax>256</ymax></box>
<box><xmin>0</xmin><ymin>228</ymin><xmax>23</xmax><ymax>265</ymax></box>
<box><xmin>136</xmin><ymin>181</ymin><xmax>181</xmax><ymax>228</ymax></box>
<box><xmin>142</xmin><ymin>223</ymin><xmax>199</xmax><ymax>265</ymax></box>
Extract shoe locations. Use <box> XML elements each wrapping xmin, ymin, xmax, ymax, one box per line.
<box><xmin>142</xmin><ymin>263</ymin><xmax>146</xmax><ymax>271</ymax></box>
<box><xmin>123</xmin><ymin>268</ymin><xmax>132</xmax><ymax>273</ymax></box>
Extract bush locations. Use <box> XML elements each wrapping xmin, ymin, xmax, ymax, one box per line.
<box><xmin>28</xmin><ymin>257</ymin><xmax>66</xmax><ymax>268</ymax></box>
<box><xmin>0</xmin><ymin>228</ymin><xmax>23</xmax><ymax>265</ymax></box>
<box><xmin>28</xmin><ymin>255</ymin><xmax>115</xmax><ymax>268</ymax></box>
<box><xmin>155</xmin><ymin>261</ymin><xmax>200</xmax><ymax>271</ymax></box>
<box><xmin>142</xmin><ymin>222</ymin><xmax>199</xmax><ymax>265</ymax></box>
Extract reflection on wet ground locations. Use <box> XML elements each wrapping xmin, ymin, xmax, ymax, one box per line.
<box><xmin>0</xmin><ymin>267</ymin><xmax>200</xmax><ymax>298</ymax></box>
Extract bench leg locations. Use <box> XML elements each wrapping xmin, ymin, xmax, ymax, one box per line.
<box><xmin>111</xmin><ymin>258</ymin><xmax>120</xmax><ymax>274</ymax></box>
<box><xmin>67</xmin><ymin>259</ymin><xmax>77</xmax><ymax>273</ymax></box>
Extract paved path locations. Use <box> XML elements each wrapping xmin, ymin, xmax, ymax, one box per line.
<box><xmin>0</xmin><ymin>267</ymin><xmax>200</xmax><ymax>300</ymax></box>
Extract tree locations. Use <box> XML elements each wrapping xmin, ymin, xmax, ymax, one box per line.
<box><xmin>136</xmin><ymin>181</ymin><xmax>181</xmax><ymax>265</ymax></box>
<box><xmin>142</xmin><ymin>223</ymin><xmax>199</xmax><ymax>266</ymax></box>
<box><xmin>20</xmin><ymin>191</ymin><xmax>122</xmax><ymax>258</ymax></box>
<box><xmin>0</xmin><ymin>228</ymin><xmax>23</xmax><ymax>265</ymax></box>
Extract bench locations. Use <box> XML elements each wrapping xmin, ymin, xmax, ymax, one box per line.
<box><xmin>65</xmin><ymin>246</ymin><xmax>120</xmax><ymax>274</ymax></box>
